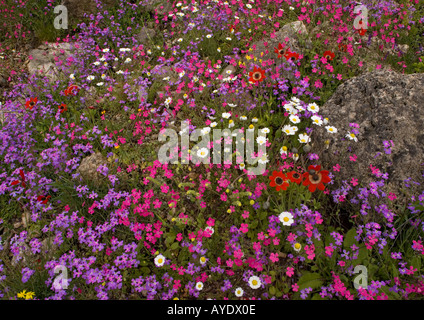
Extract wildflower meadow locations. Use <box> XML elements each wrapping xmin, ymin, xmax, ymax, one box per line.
<box><xmin>0</xmin><ymin>0</ymin><xmax>424</xmax><ymax>310</ymax></box>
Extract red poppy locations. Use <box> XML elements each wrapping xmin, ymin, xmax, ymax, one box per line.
<box><xmin>274</xmin><ymin>43</ymin><xmax>288</xmax><ymax>58</ymax></box>
<box><xmin>269</xmin><ymin>171</ymin><xmax>290</xmax><ymax>191</ymax></box>
<box><xmin>25</xmin><ymin>97</ymin><xmax>38</xmax><ymax>110</ymax></box>
<box><xmin>287</xmin><ymin>171</ymin><xmax>303</xmax><ymax>184</ymax></box>
<box><xmin>284</xmin><ymin>49</ymin><xmax>300</xmax><ymax>62</ymax></box>
<box><xmin>338</xmin><ymin>43</ymin><xmax>347</xmax><ymax>52</ymax></box>
<box><xmin>249</xmin><ymin>66</ymin><xmax>266</xmax><ymax>83</ymax></box>
<box><xmin>357</xmin><ymin>28</ymin><xmax>367</xmax><ymax>36</ymax></box>
<box><xmin>37</xmin><ymin>195</ymin><xmax>51</xmax><ymax>204</ymax></box>
<box><xmin>302</xmin><ymin>165</ymin><xmax>331</xmax><ymax>192</ymax></box>
<box><xmin>64</xmin><ymin>84</ymin><xmax>80</xmax><ymax>96</ymax></box>
<box><xmin>323</xmin><ymin>50</ymin><xmax>335</xmax><ymax>61</ymax></box>
<box><xmin>356</xmin><ymin>21</ymin><xmax>367</xmax><ymax>36</ymax></box>
<box><xmin>11</xmin><ymin>169</ymin><xmax>26</xmax><ymax>188</ymax></box>
<box><xmin>58</xmin><ymin>103</ymin><xmax>68</xmax><ymax>113</ymax></box>
<box><xmin>229</xmin><ymin>24</ymin><xmax>239</xmax><ymax>33</ymax></box>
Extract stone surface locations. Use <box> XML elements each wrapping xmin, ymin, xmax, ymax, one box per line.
<box><xmin>249</xmin><ymin>21</ymin><xmax>310</xmax><ymax>63</ymax></box>
<box><xmin>136</xmin><ymin>26</ymin><xmax>157</xmax><ymax>47</ymax></box>
<box><xmin>27</xmin><ymin>43</ymin><xmax>75</xmax><ymax>80</ymax></box>
<box><xmin>144</xmin><ymin>0</ymin><xmax>173</xmax><ymax>15</ymax></box>
<box><xmin>76</xmin><ymin>152</ymin><xmax>108</xmax><ymax>185</ymax></box>
<box><xmin>313</xmin><ymin>70</ymin><xmax>424</xmax><ymax>195</ymax></box>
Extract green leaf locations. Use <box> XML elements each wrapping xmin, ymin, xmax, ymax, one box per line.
<box><xmin>297</xmin><ymin>272</ymin><xmax>324</xmax><ymax>291</ymax></box>
<box><xmin>343</xmin><ymin>228</ymin><xmax>357</xmax><ymax>249</ymax></box>
<box><xmin>171</xmin><ymin>242</ymin><xmax>179</xmax><ymax>250</ymax></box>
<box><xmin>311</xmin><ymin>293</ymin><xmax>325</xmax><ymax>300</ymax></box>
<box><xmin>269</xmin><ymin>286</ymin><xmax>276</xmax><ymax>296</ymax></box>
<box><xmin>411</xmin><ymin>256</ymin><xmax>421</xmax><ymax>271</ymax></box>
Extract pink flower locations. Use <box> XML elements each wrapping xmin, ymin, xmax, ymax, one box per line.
<box><xmin>292</xmin><ymin>283</ymin><xmax>299</xmax><ymax>292</ymax></box>
<box><xmin>240</xmin><ymin>223</ymin><xmax>248</xmax><ymax>233</ymax></box>
<box><xmin>325</xmin><ymin>246</ymin><xmax>334</xmax><ymax>257</ymax></box>
<box><xmin>270</xmin><ymin>252</ymin><xmax>279</xmax><ymax>263</ymax></box>
<box><xmin>286</xmin><ymin>267</ymin><xmax>294</xmax><ymax>277</ymax></box>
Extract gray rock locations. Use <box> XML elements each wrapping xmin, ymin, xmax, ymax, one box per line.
<box><xmin>136</xmin><ymin>27</ymin><xmax>157</xmax><ymax>46</ymax></box>
<box><xmin>249</xmin><ymin>21</ymin><xmax>310</xmax><ymax>64</ymax></box>
<box><xmin>313</xmin><ymin>70</ymin><xmax>424</xmax><ymax>196</ymax></box>
<box><xmin>76</xmin><ymin>152</ymin><xmax>108</xmax><ymax>185</ymax></box>
<box><xmin>144</xmin><ymin>0</ymin><xmax>173</xmax><ymax>15</ymax></box>
<box><xmin>27</xmin><ymin>43</ymin><xmax>75</xmax><ymax>80</ymax></box>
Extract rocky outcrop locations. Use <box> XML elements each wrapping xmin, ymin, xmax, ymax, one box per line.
<box><xmin>76</xmin><ymin>152</ymin><xmax>108</xmax><ymax>185</ymax></box>
<box><xmin>313</xmin><ymin>70</ymin><xmax>424</xmax><ymax>195</ymax></box>
<box><xmin>27</xmin><ymin>43</ymin><xmax>75</xmax><ymax>80</ymax></box>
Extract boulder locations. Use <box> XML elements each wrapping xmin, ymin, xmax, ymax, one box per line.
<box><xmin>27</xmin><ymin>42</ymin><xmax>75</xmax><ymax>80</ymax></box>
<box><xmin>313</xmin><ymin>70</ymin><xmax>424</xmax><ymax>196</ymax></box>
<box><xmin>136</xmin><ymin>26</ymin><xmax>157</xmax><ymax>47</ymax></box>
<box><xmin>76</xmin><ymin>152</ymin><xmax>108</xmax><ymax>185</ymax></box>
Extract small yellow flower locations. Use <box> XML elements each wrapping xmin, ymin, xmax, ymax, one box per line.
<box><xmin>114</xmin><ymin>145</ymin><xmax>120</xmax><ymax>149</ymax></box>
<box><xmin>227</xmin><ymin>209</ymin><xmax>232</xmax><ymax>213</ymax></box>
<box><xmin>17</xmin><ymin>290</ymin><xmax>26</xmax><ymax>299</ymax></box>
<box><xmin>250</xmin><ymin>200</ymin><xmax>255</xmax><ymax>205</ymax></box>
<box><xmin>101</xmin><ymin>110</ymin><xmax>106</xmax><ymax>114</ymax></box>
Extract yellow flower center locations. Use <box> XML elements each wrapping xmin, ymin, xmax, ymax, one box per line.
<box><xmin>252</xmin><ymin>280</ymin><xmax>258</xmax><ymax>286</ymax></box>
<box><xmin>295</xmin><ymin>243</ymin><xmax>301</xmax><ymax>249</ymax></box>
<box><xmin>283</xmin><ymin>217</ymin><xmax>289</xmax><ymax>222</ymax></box>
<box><xmin>158</xmin><ymin>258</ymin><xmax>163</xmax><ymax>264</ymax></box>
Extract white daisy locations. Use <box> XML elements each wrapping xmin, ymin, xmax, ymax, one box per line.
<box><xmin>86</xmin><ymin>75</ymin><xmax>95</xmax><ymax>81</ymax></box>
<box><xmin>235</xmin><ymin>287</ymin><xmax>244</xmax><ymax>297</ymax></box>
<box><xmin>261</xmin><ymin>127</ymin><xmax>270</xmax><ymax>134</ymax></box>
<box><xmin>201</xmin><ymin>127</ymin><xmax>211</xmax><ymax>135</ymax></box>
<box><xmin>196</xmin><ymin>281</ymin><xmax>204</xmax><ymax>291</ymax></box>
<box><xmin>199</xmin><ymin>256</ymin><xmax>207</xmax><ymax>265</ymax></box>
<box><xmin>256</xmin><ymin>136</ymin><xmax>267</xmax><ymax>145</ymax></box>
<box><xmin>154</xmin><ymin>254</ymin><xmax>166</xmax><ymax>267</ymax></box>
<box><xmin>240</xmin><ymin>116</ymin><xmax>247</xmax><ymax>121</ymax></box>
<box><xmin>222</xmin><ymin>112</ymin><xmax>231</xmax><ymax>119</ymax></box>
<box><xmin>279</xmin><ymin>211</ymin><xmax>294</xmax><ymax>226</ymax></box>
<box><xmin>70</xmin><ymin>73</ymin><xmax>75</xmax><ymax>80</ymax></box>
<box><xmin>289</xmin><ymin>115</ymin><xmax>301</xmax><ymax>124</ymax></box>
<box><xmin>282</xmin><ymin>125</ymin><xmax>296</xmax><ymax>135</ymax></box>
<box><xmin>346</xmin><ymin>131</ymin><xmax>358</xmax><ymax>142</ymax></box>
<box><xmin>325</xmin><ymin>126</ymin><xmax>338</xmax><ymax>134</ymax></box>
<box><xmin>257</xmin><ymin>153</ymin><xmax>269</xmax><ymax>164</ymax></box>
<box><xmin>307</xmin><ymin>103</ymin><xmax>319</xmax><ymax>113</ymax></box>
<box><xmin>294</xmin><ymin>242</ymin><xmax>302</xmax><ymax>252</ymax></box>
<box><xmin>311</xmin><ymin>115</ymin><xmax>323</xmax><ymax>126</ymax></box>
<box><xmin>248</xmin><ymin>276</ymin><xmax>261</xmax><ymax>289</ymax></box>
<box><xmin>251</xmin><ymin>117</ymin><xmax>258</xmax><ymax>123</ymax></box>
<box><xmin>164</xmin><ymin>97</ymin><xmax>172</xmax><ymax>106</ymax></box>
<box><xmin>197</xmin><ymin>147</ymin><xmax>209</xmax><ymax>158</ymax></box>
<box><xmin>280</xmin><ymin>146</ymin><xmax>288</xmax><ymax>155</ymax></box>
<box><xmin>298</xmin><ymin>133</ymin><xmax>310</xmax><ymax>144</ymax></box>
<box><xmin>210</xmin><ymin>122</ymin><xmax>217</xmax><ymax>128</ymax></box>
<box><xmin>124</xmin><ymin>58</ymin><xmax>132</xmax><ymax>63</ymax></box>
